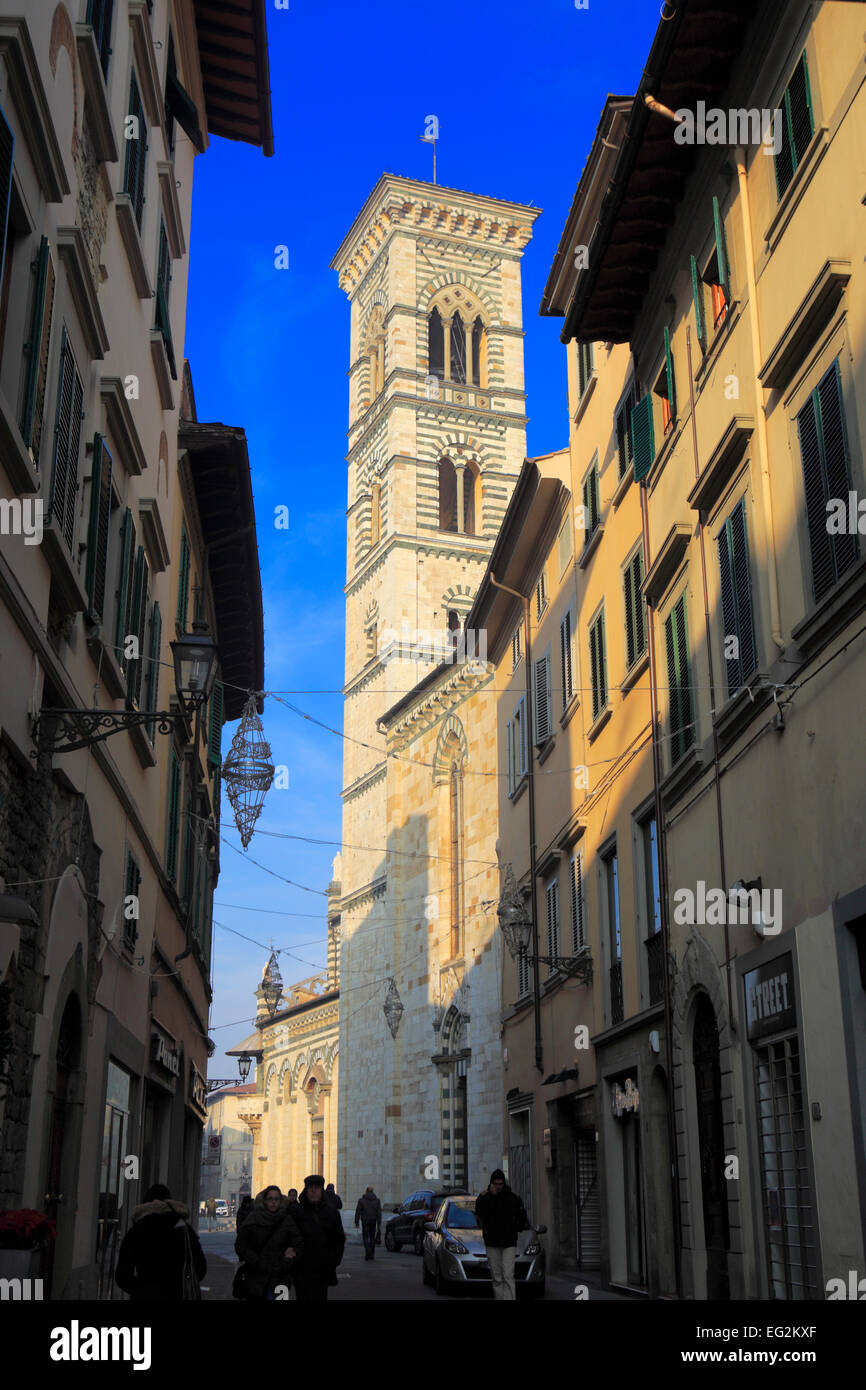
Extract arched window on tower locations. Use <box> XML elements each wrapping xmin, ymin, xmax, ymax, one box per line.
<box><xmin>472</xmin><ymin>316</ymin><xmax>485</xmax><ymax>387</ymax></box>
<box><xmin>428</xmin><ymin>307</ymin><xmax>444</xmax><ymax>380</ymax></box>
<box><xmin>445</xmin><ymin>732</ymin><xmax>464</xmax><ymax>960</ymax></box>
<box><xmin>450</xmin><ymin>312</ymin><xmax>466</xmax><ymax>383</ymax></box>
<box><xmin>447</xmin><ymin>609</ymin><xmax>461</xmax><ymax>651</ymax></box>
<box><xmin>463</xmin><ymin>460</ymin><xmax>479</xmax><ymax>536</ymax></box>
<box><xmin>438</xmin><ymin>459</ymin><xmax>458</xmax><ymax>532</ymax></box>
<box><xmin>370</xmin><ymin>483</ymin><xmax>381</xmax><ymax>546</ymax></box>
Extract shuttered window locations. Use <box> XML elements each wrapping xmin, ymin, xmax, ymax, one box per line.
<box><xmin>631</xmin><ymin>393</ymin><xmax>655</xmax><ymax>483</ymax></box>
<box><xmin>718</xmin><ymin>499</ymin><xmax>757</xmax><ymax>696</ymax></box>
<box><xmin>578</xmin><ymin>341</ymin><xmax>594</xmax><ymax>398</ymax></box>
<box><xmin>690</xmin><ymin>254</ymin><xmax>706</xmax><ymax>355</ymax></box>
<box><xmin>582</xmin><ymin>461</ymin><xmax>600</xmax><ymax>537</ymax></box>
<box><xmin>208</xmin><ymin>680</ymin><xmax>224</xmax><ymax>766</ymax></box>
<box><xmin>712</xmin><ymin>196</ymin><xmax>730</xmax><ymax>303</ymax></box>
<box><xmin>123</xmin><ymin>851</ymin><xmax>141</xmax><ymax>949</ymax></box>
<box><xmin>517</xmin><ymin>941</ymin><xmax>530</xmax><ymax>999</ymax></box>
<box><xmin>144</xmin><ymin>601</ymin><xmax>162</xmax><ymax>739</ymax></box>
<box><xmin>166</xmin><ymin>749</ymin><xmax>182</xmax><ymax>882</ymax></box>
<box><xmin>115</xmin><ymin>508</ymin><xmax>135</xmax><ymax>656</ymax></box>
<box><xmin>560</xmin><ymin>608</ymin><xmax>575</xmax><ymax>708</ymax></box>
<box><xmin>506</xmin><ymin>716</ymin><xmax>515</xmax><ymax>795</ymax></box>
<box><xmin>155</xmin><ymin>221</ymin><xmax>176</xmax><ymax>378</ymax></box>
<box><xmin>774</xmin><ymin>52</ymin><xmax>814</xmax><ymax>200</ymax></box>
<box><xmin>545</xmin><ymin>878</ymin><xmax>560</xmax><ymax>971</ymax></box>
<box><xmin>665</xmin><ymin>594</ymin><xmax>693</xmax><ymax>764</ymax></box>
<box><xmin>0</xmin><ymin>105</ymin><xmax>13</xmax><ymax>293</ymax></box>
<box><xmin>511</xmin><ymin>625</ymin><xmax>521</xmax><ymax>669</ymax></box>
<box><xmin>535</xmin><ymin>570</ymin><xmax>547</xmax><ymax>616</ymax></box>
<box><xmin>663</xmin><ymin>326</ymin><xmax>676</xmax><ymax>425</ymax></box>
<box><xmin>589</xmin><ymin>609</ymin><xmax>607</xmax><ymax>721</ymax></box>
<box><xmin>569</xmin><ymin>852</ymin><xmax>586</xmax><ymax>952</ymax></box>
<box><xmin>123</xmin><ymin>69</ymin><xmax>147</xmax><ymax>230</ymax></box>
<box><xmin>126</xmin><ymin>546</ymin><xmax>150</xmax><ymax>704</ymax></box>
<box><xmin>176</xmin><ymin>522</ymin><xmax>190</xmax><ymax>627</ymax></box>
<box><xmin>85</xmin><ymin>434</ymin><xmax>113</xmax><ymax>621</ymax></box>
<box><xmin>508</xmin><ymin>695</ymin><xmax>527</xmax><ymax>788</ymax></box>
<box><xmin>623</xmin><ymin>545</ymin><xmax>647</xmax><ymax>670</ymax></box>
<box><xmin>533</xmin><ymin>653</ymin><xmax>552</xmax><ymax>746</ymax></box>
<box><xmin>181</xmin><ymin>777</ymin><xmax>194</xmax><ymax>905</ymax></box>
<box><xmin>20</xmin><ymin>237</ymin><xmax>56</xmax><ymax>466</ymax></box>
<box><xmin>797</xmin><ymin>359</ymin><xmax>857</xmax><ymax>603</ymax></box>
<box><xmin>87</xmin><ymin>0</ymin><xmax>114</xmax><ymax>79</ymax></box>
<box><xmin>48</xmin><ymin>328</ymin><xmax>83</xmax><ymax>552</ymax></box>
<box><xmin>616</xmin><ymin>380</ymin><xmax>638</xmax><ymax>480</ymax></box>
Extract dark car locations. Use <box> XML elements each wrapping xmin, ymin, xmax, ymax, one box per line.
<box><xmin>384</xmin><ymin>1189</ymin><xmax>471</xmax><ymax>1255</ymax></box>
<box><xmin>421</xmin><ymin>1196</ymin><xmax>546</xmax><ymax>1297</ymax></box>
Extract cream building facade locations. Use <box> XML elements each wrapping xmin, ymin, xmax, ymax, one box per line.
<box><xmin>330</xmin><ymin>175</ymin><xmax>539</xmax><ymax>1203</ymax></box>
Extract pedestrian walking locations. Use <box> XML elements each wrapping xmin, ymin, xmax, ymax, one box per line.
<box><xmin>290</xmin><ymin>1174</ymin><xmax>346</xmax><ymax>1301</ymax></box>
<box><xmin>234</xmin><ymin>1185</ymin><xmax>303</xmax><ymax>1301</ymax></box>
<box><xmin>236</xmin><ymin>1195</ymin><xmax>254</xmax><ymax>1232</ymax></box>
<box><xmin>474</xmin><ymin>1170</ymin><xmax>529</xmax><ymax>1301</ymax></box>
<box><xmin>114</xmin><ymin>1183</ymin><xmax>206</xmax><ymax>1301</ymax></box>
<box><xmin>287</xmin><ymin>1188</ymin><xmax>298</xmax><ymax>1204</ymax></box>
<box><xmin>325</xmin><ymin>1183</ymin><xmax>343</xmax><ymax>1210</ymax></box>
<box><xmin>354</xmin><ymin>1186</ymin><xmax>382</xmax><ymax>1261</ymax></box>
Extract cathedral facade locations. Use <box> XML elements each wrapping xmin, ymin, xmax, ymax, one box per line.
<box><xmin>330</xmin><ymin>175</ymin><xmax>539</xmax><ymax>1203</ymax></box>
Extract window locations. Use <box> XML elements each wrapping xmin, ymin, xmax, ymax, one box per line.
<box><xmin>115</xmin><ymin>507</ymin><xmax>135</xmax><ymax>659</ymax></box>
<box><xmin>438</xmin><ymin>459</ymin><xmax>458</xmax><ymax>532</ymax></box>
<box><xmin>463</xmin><ymin>461</ymin><xmax>479</xmax><ymax>535</ymax></box>
<box><xmin>517</xmin><ymin>943</ymin><xmax>531</xmax><ymax>999</ymax></box>
<box><xmin>557</xmin><ymin>515</ymin><xmax>573</xmax><ymax>574</ymax></box>
<box><xmin>616</xmin><ymin>380</ymin><xmax>639</xmax><ymax>480</ymax></box>
<box><xmin>85</xmin><ymin>435</ymin><xmax>113</xmax><ymax>621</ymax></box>
<box><xmin>471</xmin><ymin>316</ymin><xmax>485</xmax><ymax>387</ymax></box>
<box><xmin>653</xmin><ymin>327</ymin><xmax>676</xmax><ymax>436</ymax></box>
<box><xmin>535</xmin><ymin>570</ymin><xmax>547</xmax><ymax>617</ymax></box>
<box><xmin>545</xmin><ymin>877</ymin><xmax>560</xmax><ymax>974</ymax></box>
<box><xmin>533</xmin><ymin>652</ymin><xmax>552</xmax><ymax>747</ymax></box>
<box><xmin>155</xmin><ymin>222</ymin><xmax>176</xmax><ymax>379</ymax></box>
<box><xmin>448</xmin><ymin>754</ymin><xmax>463</xmax><ymax>960</ymax></box>
<box><xmin>87</xmin><ymin>0</ymin><xmax>114</xmax><ymax>80</ymax></box>
<box><xmin>569</xmin><ymin>852</ymin><xmax>586</xmax><ymax>952</ymax></box>
<box><xmin>447</xmin><ymin>609</ymin><xmax>460</xmax><ymax>650</ymax></box>
<box><xmin>428</xmin><ymin>307</ymin><xmax>444</xmax><ymax>379</ymax></box>
<box><xmin>582</xmin><ymin>459</ymin><xmax>600</xmax><ymax>539</ymax></box>
<box><xmin>176</xmin><ymin>522</ymin><xmax>190</xmax><ymax>627</ymax></box>
<box><xmin>797</xmin><ymin>359</ymin><xmax>857</xmax><ymax>603</ymax></box>
<box><xmin>166</xmin><ymin>749</ymin><xmax>182</xmax><ymax>881</ymax></box>
<box><xmin>144</xmin><ymin>601</ymin><xmax>162</xmax><ymax>741</ymax></box>
<box><xmin>370</xmin><ymin>483</ymin><xmax>381</xmax><ymax>546</ymax></box>
<box><xmin>164</xmin><ymin>29</ymin><xmax>203</xmax><ymax>157</ymax></box>
<box><xmin>123</xmin><ymin>852</ymin><xmax>141</xmax><ymax>949</ymax></box>
<box><xmin>717</xmin><ymin>499</ymin><xmax>757</xmax><ymax>696</ymax></box>
<box><xmin>665</xmin><ymin>593</ymin><xmax>693</xmax><ymax>764</ymax></box>
<box><xmin>578</xmin><ymin>341</ymin><xmax>594</xmax><ymax>398</ymax></box>
<box><xmin>774</xmin><ymin>52</ymin><xmax>814</xmax><ymax>200</ymax></box>
<box><xmin>589</xmin><ymin>608</ymin><xmax>607</xmax><ymax>721</ymax></box>
<box><xmin>123</xmin><ymin>69</ymin><xmax>147</xmax><ymax>231</ymax></box>
<box><xmin>703</xmin><ymin>198</ymin><xmax>731</xmax><ymax>334</ymax></box>
<box><xmin>631</xmin><ymin>393</ymin><xmax>655</xmax><ymax>483</ymax></box>
<box><xmin>511</xmin><ymin>624</ymin><xmax>522</xmax><ymax>670</ymax></box>
<box><xmin>20</xmin><ymin>236</ymin><xmax>56</xmax><ymax>468</ymax></box>
<box><xmin>450</xmin><ymin>313</ymin><xmax>466</xmax><ymax>384</ymax></box>
<box><xmin>560</xmin><ymin>606</ymin><xmax>575</xmax><ymax>708</ymax></box>
<box><xmin>642</xmin><ymin>814</ymin><xmax>661</xmax><ymax>939</ymax></box>
<box><xmin>506</xmin><ymin>695</ymin><xmax>527</xmax><ymax>795</ymax></box>
<box><xmin>623</xmin><ymin>543</ymin><xmax>647</xmax><ymax>670</ymax></box>
<box><xmin>604</xmin><ymin>849</ymin><xmax>623</xmax><ymax>1024</ymax></box>
<box><xmin>126</xmin><ymin>545</ymin><xmax>150</xmax><ymax>704</ymax></box>
<box><xmin>48</xmin><ymin>328</ymin><xmax>84</xmax><ymax>553</ymax></box>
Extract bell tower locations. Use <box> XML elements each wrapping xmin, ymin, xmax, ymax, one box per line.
<box><xmin>330</xmin><ymin>175</ymin><xmax>539</xmax><ymax>1199</ymax></box>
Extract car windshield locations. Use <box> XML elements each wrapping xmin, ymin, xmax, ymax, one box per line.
<box><xmin>445</xmin><ymin>1204</ymin><xmax>479</xmax><ymax>1230</ymax></box>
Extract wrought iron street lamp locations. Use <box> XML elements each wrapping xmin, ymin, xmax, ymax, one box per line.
<box><xmin>237</xmin><ymin>1053</ymin><xmax>252</xmax><ymax>1083</ymax></box>
<box><xmin>170</xmin><ymin>620</ymin><xmax>219</xmax><ymax>713</ymax></box>
<box><xmin>497</xmin><ymin>862</ymin><xmax>593</xmax><ymax>984</ymax></box>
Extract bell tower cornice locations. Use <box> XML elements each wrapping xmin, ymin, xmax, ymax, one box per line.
<box><xmin>330</xmin><ymin>173</ymin><xmax>542</xmax><ymax>297</ymax></box>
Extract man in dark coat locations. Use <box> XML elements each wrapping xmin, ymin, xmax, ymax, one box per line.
<box><xmin>325</xmin><ymin>1183</ymin><xmax>343</xmax><ymax>1210</ymax></box>
<box><xmin>234</xmin><ymin>1186</ymin><xmax>303</xmax><ymax>1300</ymax></box>
<box><xmin>290</xmin><ymin>1174</ymin><xmax>346</xmax><ymax>1301</ymax></box>
<box><xmin>235</xmin><ymin>1195</ymin><xmax>254</xmax><ymax>1232</ymax></box>
<box><xmin>475</xmin><ymin>1170</ymin><xmax>529</xmax><ymax>1301</ymax></box>
<box><xmin>115</xmin><ymin>1183</ymin><xmax>206</xmax><ymax>1301</ymax></box>
<box><xmin>354</xmin><ymin>1186</ymin><xmax>382</xmax><ymax>1261</ymax></box>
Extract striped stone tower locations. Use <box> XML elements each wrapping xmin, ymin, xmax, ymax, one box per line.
<box><xmin>330</xmin><ymin>175</ymin><xmax>539</xmax><ymax>1203</ymax></box>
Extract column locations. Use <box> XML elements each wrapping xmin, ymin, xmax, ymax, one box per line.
<box><xmin>443</xmin><ymin>316</ymin><xmax>452</xmax><ymax>381</ymax></box>
<box><xmin>465</xmin><ymin>318</ymin><xmax>475</xmax><ymax>389</ymax></box>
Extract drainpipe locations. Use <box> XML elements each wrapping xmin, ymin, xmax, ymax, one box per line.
<box><xmin>735</xmin><ymin>147</ymin><xmax>784</xmax><ymax>651</ymax></box>
<box><xmin>639</xmin><ymin>483</ymin><xmax>683</xmax><ymax>1300</ymax></box>
<box><xmin>490</xmin><ymin>573</ymin><xmax>543</xmax><ymax>1074</ymax></box>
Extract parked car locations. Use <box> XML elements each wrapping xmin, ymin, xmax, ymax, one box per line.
<box><xmin>384</xmin><ymin>1189</ymin><xmax>471</xmax><ymax>1255</ymax></box>
<box><xmin>421</xmin><ymin>1195</ymin><xmax>547</xmax><ymax>1297</ymax></box>
<box><xmin>214</xmin><ymin>1198</ymin><xmax>229</xmax><ymax>1217</ymax></box>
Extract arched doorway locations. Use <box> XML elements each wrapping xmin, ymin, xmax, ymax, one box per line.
<box><xmin>692</xmin><ymin>993</ymin><xmax>730</xmax><ymax>1299</ymax></box>
<box><xmin>440</xmin><ymin>1006</ymin><xmax>468</xmax><ymax>1188</ymax></box>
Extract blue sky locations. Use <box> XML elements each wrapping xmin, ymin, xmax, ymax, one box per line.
<box><xmin>183</xmin><ymin>0</ymin><xmax>659</xmax><ymax>1076</ymax></box>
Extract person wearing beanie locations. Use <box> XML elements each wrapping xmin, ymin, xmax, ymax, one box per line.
<box><xmin>289</xmin><ymin>1174</ymin><xmax>346</xmax><ymax>1301</ymax></box>
<box><xmin>474</xmin><ymin>1170</ymin><xmax>529</xmax><ymax>1300</ymax></box>
<box><xmin>114</xmin><ymin>1183</ymin><xmax>206</xmax><ymax>1301</ymax></box>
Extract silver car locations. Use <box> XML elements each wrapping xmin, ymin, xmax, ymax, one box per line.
<box><xmin>421</xmin><ymin>1196</ymin><xmax>546</xmax><ymax>1297</ymax></box>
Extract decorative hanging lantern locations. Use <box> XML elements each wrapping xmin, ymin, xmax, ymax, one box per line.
<box><xmin>221</xmin><ymin>692</ymin><xmax>275</xmax><ymax>848</ymax></box>
<box><xmin>383</xmin><ymin>978</ymin><xmax>404</xmax><ymax>1039</ymax></box>
<box><xmin>261</xmin><ymin>950</ymin><xmax>283</xmax><ymax>1019</ymax></box>
<box><xmin>497</xmin><ymin>862</ymin><xmax>532</xmax><ymax>960</ymax></box>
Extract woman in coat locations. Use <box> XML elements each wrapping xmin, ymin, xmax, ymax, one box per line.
<box><xmin>234</xmin><ymin>1185</ymin><xmax>303</xmax><ymax>1300</ymax></box>
<box><xmin>289</xmin><ymin>1175</ymin><xmax>345</xmax><ymax>1301</ymax></box>
<box><xmin>115</xmin><ymin>1183</ymin><xmax>206</xmax><ymax>1301</ymax></box>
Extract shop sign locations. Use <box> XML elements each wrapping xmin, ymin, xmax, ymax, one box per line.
<box><xmin>151</xmin><ymin>1032</ymin><xmax>180</xmax><ymax>1076</ymax></box>
<box><xmin>611</xmin><ymin>1076</ymin><xmax>639</xmax><ymax>1118</ymax></box>
<box><xmin>190</xmin><ymin>1064</ymin><xmax>208</xmax><ymax>1117</ymax></box>
<box><xmin>744</xmin><ymin>952</ymin><xmax>795</xmax><ymax>1043</ymax></box>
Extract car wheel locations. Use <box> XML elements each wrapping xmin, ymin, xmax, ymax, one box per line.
<box><xmin>384</xmin><ymin>1226</ymin><xmax>400</xmax><ymax>1253</ymax></box>
<box><xmin>413</xmin><ymin>1227</ymin><xmax>425</xmax><ymax>1256</ymax></box>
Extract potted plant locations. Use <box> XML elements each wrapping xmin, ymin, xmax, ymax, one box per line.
<box><xmin>0</xmin><ymin>1209</ymin><xmax>56</xmax><ymax>1282</ymax></box>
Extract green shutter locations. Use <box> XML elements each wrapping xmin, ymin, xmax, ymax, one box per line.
<box><xmin>664</xmin><ymin>326</ymin><xmax>676</xmax><ymax>424</ymax></box>
<box><xmin>690</xmin><ymin>255</ymin><xmax>706</xmax><ymax>354</ymax></box>
<box><xmin>631</xmin><ymin>393</ymin><xmax>655</xmax><ymax>482</ymax></box>
<box><xmin>666</xmin><ymin>596</ymin><xmax>693</xmax><ymax>763</ymax></box>
<box><xmin>633</xmin><ymin>550</ymin><xmax>645</xmax><ymax>658</ymax></box>
<box><xmin>719</xmin><ymin>500</ymin><xmax>757</xmax><ymax>696</ymax></box>
<box><xmin>166</xmin><ymin>749</ymin><xmax>181</xmax><ymax>881</ymax></box>
<box><xmin>0</xmin><ymin>105</ymin><xmax>13</xmax><ymax>293</ymax></box>
<box><xmin>85</xmin><ymin>434</ymin><xmax>113</xmax><ymax>620</ymax></box>
<box><xmin>87</xmin><ymin>0</ymin><xmax>114</xmax><ymax>78</ymax></box>
<box><xmin>126</xmin><ymin>545</ymin><xmax>147</xmax><ymax>700</ymax></box>
<box><xmin>590</xmin><ymin>612</ymin><xmax>606</xmax><ymax>720</ymax></box>
<box><xmin>124</xmin><ymin>70</ymin><xmax>147</xmax><ymax>229</ymax></box>
<box><xmin>798</xmin><ymin>359</ymin><xmax>857</xmax><ymax>601</ymax></box>
<box><xmin>21</xmin><ymin>237</ymin><xmax>56</xmax><ymax>461</ymax></box>
<box><xmin>48</xmin><ymin>328</ymin><xmax>83</xmax><ymax>551</ymax></box>
<box><xmin>145</xmin><ymin>601</ymin><xmax>162</xmax><ymax>739</ymax></box>
<box><xmin>115</xmin><ymin>508</ymin><xmax>135</xmax><ymax>653</ymax></box>
<box><xmin>712</xmin><ymin>196</ymin><xmax>729</xmax><ymax>302</ymax></box>
<box><xmin>624</xmin><ymin>549</ymin><xmax>645</xmax><ymax>670</ymax></box>
<box><xmin>208</xmin><ymin>680</ymin><xmax>224</xmax><ymax>765</ymax></box>
<box><xmin>177</xmin><ymin>524</ymin><xmax>190</xmax><ymax>627</ymax></box>
<box><xmin>775</xmin><ymin>53</ymin><xmax>815</xmax><ymax>200</ymax></box>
